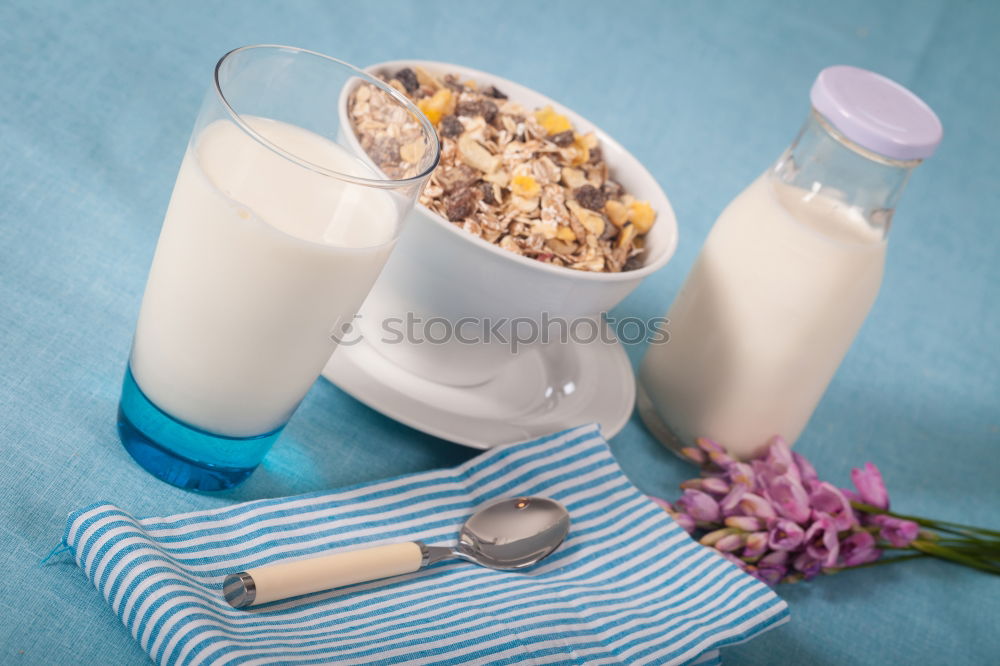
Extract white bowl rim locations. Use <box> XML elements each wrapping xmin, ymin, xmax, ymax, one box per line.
<box><xmin>359</xmin><ymin>59</ymin><xmax>679</xmax><ymax>284</ymax></box>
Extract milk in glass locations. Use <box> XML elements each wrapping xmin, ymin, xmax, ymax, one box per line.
<box><xmin>131</xmin><ymin>118</ymin><xmax>396</xmax><ymax>438</ymax></box>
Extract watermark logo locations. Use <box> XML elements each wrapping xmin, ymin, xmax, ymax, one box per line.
<box><xmin>331</xmin><ymin>313</ymin><xmax>668</xmax><ymax>352</ymax></box>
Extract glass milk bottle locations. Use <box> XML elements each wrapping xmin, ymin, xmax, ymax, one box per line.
<box><xmin>637</xmin><ymin>66</ymin><xmax>942</xmax><ymax>460</ymax></box>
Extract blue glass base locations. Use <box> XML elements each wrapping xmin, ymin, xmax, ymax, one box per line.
<box><xmin>117</xmin><ymin>366</ymin><xmax>285</xmax><ymax>491</ymax></box>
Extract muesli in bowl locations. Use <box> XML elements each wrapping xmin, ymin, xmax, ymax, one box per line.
<box><xmin>348</xmin><ymin>66</ymin><xmax>658</xmax><ymax>273</ymax></box>
<box><xmin>336</xmin><ymin>60</ymin><xmax>677</xmax><ymax>387</ymax></box>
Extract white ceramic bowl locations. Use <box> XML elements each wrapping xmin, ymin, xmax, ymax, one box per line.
<box><xmin>344</xmin><ymin>60</ymin><xmax>679</xmax><ymax>386</ymax></box>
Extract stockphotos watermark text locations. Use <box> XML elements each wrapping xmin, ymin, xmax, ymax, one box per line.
<box><xmin>331</xmin><ymin>313</ymin><xmax>669</xmax><ymax>352</ymax></box>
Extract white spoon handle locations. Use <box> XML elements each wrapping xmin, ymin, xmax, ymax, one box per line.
<box><xmin>224</xmin><ymin>541</ymin><xmax>424</xmax><ymax>608</ymax></box>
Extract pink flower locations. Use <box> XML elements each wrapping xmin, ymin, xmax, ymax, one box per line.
<box><xmin>694</xmin><ymin>437</ymin><xmax>726</xmax><ymax>455</ymax></box>
<box><xmin>728</xmin><ymin>462</ymin><xmax>756</xmax><ymax>489</ymax></box>
<box><xmin>755</xmin><ymin>551</ymin><xmax>791</xmax><ymax>585</ymax></box>
<box><xmin>793</xmin><ymin>551</ymin><xmax>823</xmax><ymax>579</ymax></box>
<box><xmin>718</xmin><ymin>485</ymin><xmax>748</xmax><ymax>516</ymax></box>
<box><xmin>809</xmin><ymin>482</ymin><xmax>857</xmax><ymax>531</ymax></box>
<box><xmin>664</xmin><ymin>434</ymin><xmax>985</xmax><ymax>585</ymax></box>
<box><xmin>753</xmin><ymin>561</ymin><xmax>787</xmax><ymax>586</ymax></box>
<box><xmin>725</xmin><ymin>515</ymin><xmax>763</xmax><ymax>532</ymax></box>
<box><xmin>751</xmin><ymin>460</ymin><xmax>773</xmax><ymax>486</ymax></box>
<box><xmin>738</xmin><ymin>492</ymin><xmax>778</xmax><ymax>520</ymax></box>
<box><xmin>700</xmin><ymin>477</ymin><xmax>731</xmax><ymax>495</ymax></box>
<box><xmin>759</xmin><ymin>550</ymin><xmax>789</xmax><ymax>567</ymax></box>
<box><xmin>840</xmin><ymin>531</ymin><xmax>881</xmax><ymax>566</ymax></box>
<box><xmin>648</xmin><ymin>495</ymin><xmax>697</xmax><ymax>533</ymax></box>
<box><xmin>763</xmin><ymin>476</ymin><xmax>812</xmax><ymax>524</ymax></box>
<box><xmin>679</xmin><ymin>447</ymin><xmax>707</xmax><ymax>465</ymax></box>
<box><xmin>765</xmin><ymin>436</ymin><xmax>801</xmax><ymax>483</ymax></box>
<box><xmin>692</xmin><ymin>436</ymin><xmax>738</xmax><ymax>469</ymax></box>
<box><xmin>768</xmin><ymin>518</ymin><xmax>805</xmax><ymax>551</ymax></box>
<box><xmin>707</xmin><ymin>448</ymin><xmax>736</xmax><ymax>469</ymax></box>
<box><xmin>793</xmin><ymin>451</ymin><xmax>819</xmax><ymax>487</ymax></box>
<box><xmin>851</xmin><ymin>462</ymin><xmax>889</xmax><ymax>510</ymax></box>
<box><xmin>700</xmin><ymin>528</ymin><xmax>735</xmax><ymax>547</ymax></box>
<box><xmin>872</xmin><ymin>515</ymin><xmax>920</xmax><ymax>547</ymax></box>
<box><xmin>677</xmin><ymin>489</ymin><xmax>720</xmax><ymax>523</ymax></box>
<box><xmin>714</xmin><ymin>533</ymin><xmax>744</xmax><ymax>552</ymax></box>
<box><xmin>804</xmin><ymin>514</ymin><xmax>840</xmax><ymax>567</ymax></box>
<box><xmin>674</xmin><ymin>513</ymin><xmax>696</xmax><ymax>533</ymax></box>
<box><xmin>743</xmin><ymin>532</ymin><xmax>769</xmax><ymax>559</ymax></box>
<box><xmin>840</xmin><ymin>487</ymin><xmax>862</xmax><ymax>503</ymax></box>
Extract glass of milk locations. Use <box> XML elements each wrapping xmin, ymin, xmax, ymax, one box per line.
<box><xmin>118</xmin><ymin>46</ymin><xmax>440</xmax><ymax>490</ymax></box>
<box><xmin>638</xmin><ymin>66</ymin><xmax>942</xmax><ymax>460</ymax></box>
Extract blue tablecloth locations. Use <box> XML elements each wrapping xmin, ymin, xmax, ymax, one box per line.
<box><xmin>1</xmin><ymin>1</ymin><xmax>997</xmax><ymax>664</ymax></box>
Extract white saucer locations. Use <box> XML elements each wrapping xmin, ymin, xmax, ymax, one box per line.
<box><xmin>321</xmin><ymin>336</ymin><xmax>635</xmax><ymax>449</ymax></box>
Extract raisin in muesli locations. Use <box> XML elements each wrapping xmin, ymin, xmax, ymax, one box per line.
<box><xmin>394</xmin><ymin>68</ymin><xmax>419</xmax><ymax>94</ymax></box>
<box><xmin>444</xmin><ymin>187</ymin><xmax>480</xmax><ymax>221</ymax></box>
<box><xmin>439</xmin><ymin>115</ymin><xmax>464</xmax><ymax>138</ymax></box>
<box><xmin>574</xmin><ymin>184</ymin><xmax>607</xmax><ymax>211</ymax></box>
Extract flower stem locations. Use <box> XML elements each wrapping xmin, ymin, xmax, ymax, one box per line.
<box><xmin>851</xmin><ymin>502</ymin><xmax>1000</xmax><ymax>538</ymax></box>
<box><xmin>911</xmin><ymin>540</ymin><xmax>1000</xmax><ymax>575</ymax></box>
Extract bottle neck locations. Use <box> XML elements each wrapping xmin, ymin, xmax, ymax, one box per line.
<box><xmin>771</xmin><ymin>110</ymin><xmax>920</xmax><ymax>239</ymax></box>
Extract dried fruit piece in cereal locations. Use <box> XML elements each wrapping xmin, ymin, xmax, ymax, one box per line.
<box><xmin>574</xmin><ymin>184</ymin><xmax>607</xmax><ymax>211</ymax></box>
<box><xmin>456</xmin><ymin>100</ymin><xmax>499</xmax><ymax>124</ymax></box>
<box><xmin>417</xmin><ymin>88</ymin><xmax>455</xmax><ymax>125</ymax></box>
<box><xmin>624</xmin><ymin>254</ymin><xmax>644</xmax><ymax>271</ymax></box>
<box><xmin>511</xmin><ymin>173</ymin><xmax>541</xmax><ymax>199</ymax></box>
<box><xmin>627</xmin><ymin>200</ymin><xmax>656</xmax><ymax>233</ymax></box>
<box><xmin>480</xmin><ymin>181</ymin><xmax>498</xmax><ymax>204</ymax></box>
<box><xmin>440</xmin><ymin>115</ymin><xmax>464</xmax><ymax>138</ymax></box>
<box><xmin>394</xmin><ymin>68</ymin><xmax>420</xmax><ymax>94</ymax></box>
<box><xmin>442</xmin><ymin>74</ymin><xmax>465</xmax><ymax>92</ymax></box>
<box><xmin>550</xmin><ymin>130</ymin><xmax>574</xmax><ymax>146</ymax></box>
<box><xmin>444</xmin><ymin>187</ymin><xmax>480</xmax><ymax>221</ymax></box>
<box><xmin>484</xmin><ymin>85</ymin><xmax>508</xmax><ymax>99</ymax></box>
<box><xmin>437</xmin><ymin>164</ymin><xmax>479</xmax><ymax>193</ymax></box>
<box><xmin>566</xmin><ymin>132</ymin><xmax>598</xmax><ymax>166</ymax></box>
<box><xmin>534</xmin><ymin>106</ymin><xmax>573</xmax><ymax>135</ymax></box>
<box><xmin>604</xmin><ymin>199</ymin><xmax>628</xmax><ymax>228</ymax></box>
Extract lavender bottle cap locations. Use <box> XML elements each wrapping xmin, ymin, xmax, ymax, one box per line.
<box><xmin>810</xmin><ymin>65</ymin><xmax>942</xmax><ymax>161</ymax></box>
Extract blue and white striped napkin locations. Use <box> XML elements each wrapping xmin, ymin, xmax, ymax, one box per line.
<box><xmin>63</xmin><ymin>424</ymin><xmax>788</xmax><ymax>665</ymax></box>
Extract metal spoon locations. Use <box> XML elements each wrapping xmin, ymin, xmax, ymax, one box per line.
<box><xmin>224</xmin><ymin>496</ymin><xmax>570</xmax><ymax>608</ymax></box>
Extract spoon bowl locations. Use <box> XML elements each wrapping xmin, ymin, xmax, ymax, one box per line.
<box><xmin>457</xmin><ymin>497</ymin><xmax>571</xmax><ymax>569</ymax></box>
